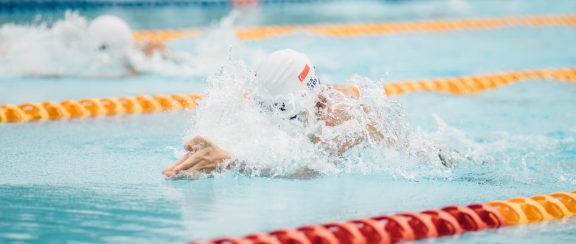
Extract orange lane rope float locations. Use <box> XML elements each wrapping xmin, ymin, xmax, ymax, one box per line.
<box><xmin>192</xmin><ymin>191</ymin><xmax>576</xmax><ymax>244</ymax></box>
<box><xmin>1</xmin><ymin>68</ymin><xmax>575</xmax><ymax>124</ymax></box>
<box><xmin>0</xmin><ymin>94</ymin><xmax>204</xmax><ymax>123</ymax></box>
<box><xmin>382</xmin><ymin>67</ymin><xmax>576</xmax><ymax>96</ymax></box>
<box><xmin>133</xmin><ymin>15</ymin><xmax>576</xmax><ymax>41</ymax></box>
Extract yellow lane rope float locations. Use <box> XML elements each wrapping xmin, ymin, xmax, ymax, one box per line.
<box><xmin>133</xmin><ymin>15</ymin><xmax>576</xmax><ymax>41</ymax></box>
<box><xmin>192</xmin><ymin>190</ymin><xmax>576</xmax><ymax>244</ymax></box>
<box><xmin>1</xmin><ymin>67</ymin><xmax>575</xmax><ymax>124</ymax></box>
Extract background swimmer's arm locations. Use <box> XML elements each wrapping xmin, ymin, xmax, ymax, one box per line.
<box><xmin>140</xmin><ymin>40</ymin><xmax>167</xmax><ymax>57</ymax></box>
<box><xmin>26</xmin><ymin>72</ymin><xmax>63</xmax><ymax>78</ymax></box>
<box><xmin>127</xmin><ymin>64</ymin><xmax>141</xmax><ymax>76</ymax></box>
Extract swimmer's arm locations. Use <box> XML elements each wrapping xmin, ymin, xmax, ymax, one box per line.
<box><xmin>328</xmin><ymin>84</ymin><xmax>361</xmax><ymax>99</ymax></box>
<box><xmin>81</xmin><ymin>71</ymin><xmax>139</xmax><ymax>79</ymax></box>
<box><xmin>139</xmin><ymin>40</ymin><xmax>166</xmax><ymax>57</ymax></box>
<box><xmin>311</xmin><ymin>134</ymin><xmax>363</xmax><ymax>156</ymax></box>
<box><xmin>331</xmin><ymin>85</ymin><xmax>385</xmax><ymax>142</ymax></box>
<box><xmin>27</xmin><ymin>68</ymin><xmax>139</xmax><ymax>79</ymax></box>
<box><xmin>311</xmin><ymin>122</ymin><xmax>383</xmax><ymax>156</ymax></box>
<box><xmin>87</xmin><ymin>58</ymin><xmax>140</xmax><ymax>78</ymax></box>
<box><xmin>314</xmin><ymin>86</ymin><xmax>384</xmax><ymax>155</ymax></box>
<box><xmin>26</xmin><ymin>73</ymin><xmax>63</xmax><ymax>78</ymax></box>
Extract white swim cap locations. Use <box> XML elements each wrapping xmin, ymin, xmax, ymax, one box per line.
<box><xmin>88</xmin><ymin>15</ymin><xmax>133</xmax><ymax>53</ymax></box>
<box><xmin>255</xmin><ymin>49</ymin><xmax>319</xmax><ymax>100</ymax></box>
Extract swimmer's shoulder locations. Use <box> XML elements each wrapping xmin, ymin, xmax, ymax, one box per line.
<box><xmin>327</xmin><ymin>84</ymin><xmax>361</xmax><ymax>99</ymax></box>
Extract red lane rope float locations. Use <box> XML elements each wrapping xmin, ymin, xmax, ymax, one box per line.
<box><xmin>298</xmin><ymin>225</ymin><xmax>340</xmax><ymax>244</ymax></box>
<box><xmin>395</xmin><ymin>213</ymin><xmax>438</xmax><ymax>239</ymax></box>
<box><xmin>467</xmin><ymin>204</ymin><xmax>508</xmax><ymax>228</ymax></box>
<box><xmin>420</xmin><ymin>210</ymin><xmax>463</xmax><ymax>236</ymax></box>
<box><xmin>348</xmin><ymin>219</ymin><xmax>390</xmax><ymax>244</ymax></box>
<box><xmin>441</xmin><ymin>205</ymin><xmax>488</xmax><ymax>231</ymax></box>
<box><xmin>371</xmin><ymin>215</ymin><xmax>415</xmax><ymax>243</ymax></box>
<box><xmin>133</xmin><ymin>15</ymin><xmax>576</xmax><ymax>42</ymax></box>
<box><xmin>192</xmin><ymin>191</ymin><xmax>576</xmax><ymax>244</ymax></box>
<box><xmin>1</xmin><ymin>68</ymin><xmax>575</xmax><ymax>124</ymax></box>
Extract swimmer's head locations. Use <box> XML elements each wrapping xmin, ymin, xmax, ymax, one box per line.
<box><xmin>88</xmin><ymin>15</ymin><xmax>133</xmax><ymax>53</ymax></box>
<box><xmin>254</xmin><ymin>49</ymin><xmax>321</xmax><ymax>119</ymax></box>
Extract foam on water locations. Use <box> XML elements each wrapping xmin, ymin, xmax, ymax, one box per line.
<box><xmin>0</xmin><ymin>11</ymin><xmax>262</xmax><ymax>78</ymax></box>
<box><xmin>0</xmin><ymin>12</ymin><xmax>94</xmax><ymax>77</ymax></box>
<box><xmin>178</xmin><ymin>60</ymin><xmax>576</xmax><ymax>186</ymax></box>
<box><xmin>182</xmin><ymin>61</ymin><xmax>460</xmax><ymax>179</ymax></box>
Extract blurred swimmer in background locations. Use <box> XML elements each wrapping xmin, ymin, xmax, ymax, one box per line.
<box><xmin>162</xmin><ymin>49</ymin><xmax>455</xmax><ymax>179</ymax></box>
<box><xmin>0</xmin><ymin>13</ymin><xmax>191</xmax><ymax>78</ymax></box>
<box><xmin>83</xmin><ymin>15</ymin><xmax>169</xmax><ymax>77</ymax></box>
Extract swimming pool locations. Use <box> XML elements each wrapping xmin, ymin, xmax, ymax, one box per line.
<box><xmin>1</xmin><ymin>0</ymin><xmax>576</xmax><ymax>242</ymax></box>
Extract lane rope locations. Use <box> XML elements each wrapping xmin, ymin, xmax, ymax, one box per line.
<box><xmin>1</xmin><ymin>67</ymin><xmax>575</xmax><ymax>124</ymax></box>
<box><xmin>382</xmin><ymin>67</ymin><xmax>576</xmax><ymax>96</ymax></box>
<box><xmin>193</xmin><ymin>190</ymin><xmax>576</xmax><ymax>244</ymax></box>
<box><xmin>133</xmin><ymin>15</ymin><xmax>576</xmax><ymax>41</ymax></box>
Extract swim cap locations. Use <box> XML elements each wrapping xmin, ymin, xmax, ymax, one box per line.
<box><xmin>88</xmin><ymin>15</ymin><xmax>133</xmax><ymax>53</ymax></box>
<box><xmin>254</xmin><ymin>49</ymin><xmax>319</xmax><ymax>100</ymax></box>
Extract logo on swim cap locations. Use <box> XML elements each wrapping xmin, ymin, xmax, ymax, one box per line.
<box><xmin>306</xmin><ymin>66</ymin><xmax>320</xmax><ymax>89</ymax></box>
<box><xmin>298</xmin><ymin>64</ymin><xmax>310</xmax><ymax>82</ymax></box>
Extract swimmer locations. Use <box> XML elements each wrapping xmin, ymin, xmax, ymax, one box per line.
<box><xmin>0</xmin><ymin>14</ymin><xmax>179</xmax><ymax>78</ymax></box>
<box><xmin>162</xmin><ymin>49</ymin><xmax>445</xmax><ymax>179</ymax></box>
<box><xmin>83</xmin><ymin>15</ymin><xmax>170</xmax><ymax>77</ymax></box>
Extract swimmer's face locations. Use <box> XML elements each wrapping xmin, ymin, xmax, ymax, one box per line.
<box><xmin>94</xmin><ymin>38</ymin><xmax>131</xmax><ymax>55</ymax></box>
<box><xmin>257</xmin><ymin>84</ymin><xmax>323</xmax><ymax>121</ymax></box>
<box><xmin>97</xmin><ymin>43</ymin><xmax>109</xmax><ymax>52</ymax></box>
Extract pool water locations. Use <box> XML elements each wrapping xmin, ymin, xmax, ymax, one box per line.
<box><xmin>1</xmin><ymin>0</ymin><xmax>576</xmax><ymax>243</ymax></box>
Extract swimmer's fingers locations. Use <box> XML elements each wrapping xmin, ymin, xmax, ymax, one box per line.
<box><xmin>180</xmin><ymin>164</ymin><xmax>217</xmax><ymax>178</ymax></box>
<box><xmin>172</xmin><ymin>153</ymin><xmax>190</xmax><ymax>168</ymax></box>
<box><xmin>167</xmin><ymin>159</ymin><xmax>213</xmax><ymax>180</ymax></box>
<box><xmin>162</xmin><ymin>154</ymin><xmax>190</xmax><ymax>176</ymax></box>
<box><xmin>188</xmin><ymin>160</ymin><xmax>219</xmax><ymax>173</ymax></box>
<box><xmin>171</xmin><ymin>153</ymin><xmax>206</xmax><ymax>176</ymax></box>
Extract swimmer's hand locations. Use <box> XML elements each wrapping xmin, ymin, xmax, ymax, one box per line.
<box><xmin>162</xmin><ymin>136</ymin><xmax>231</xmax><ymax>179</ymax></box>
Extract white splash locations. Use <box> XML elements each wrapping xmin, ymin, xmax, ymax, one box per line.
<box><xmin>0</xmin><ymin>11</ymin><xmax>262</xmax><ymax>78</ymax></box>
<box><xmin>184</xmin><ymin>61</ymin><xmax>460</xmax><ymax>179</ymax></box>
<box><xmin>0</xmin><ymin>12</ymin><xmax>96</xmax><ymax>77</ymax></box>
<box><xmin>178</xmin><ymin>59</ymin><xmax>575</xmax><ymax>185</ymax></box>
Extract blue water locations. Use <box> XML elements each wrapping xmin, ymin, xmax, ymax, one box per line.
<box><xmin>2</xmin><ymin>0</ymin><xmax>576</xmax><ymax>29</ymax></box>
<box><xmin>1</xmin><ymin>0</ymin><xmax>576</xmax><ymax>243</ymax></box>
